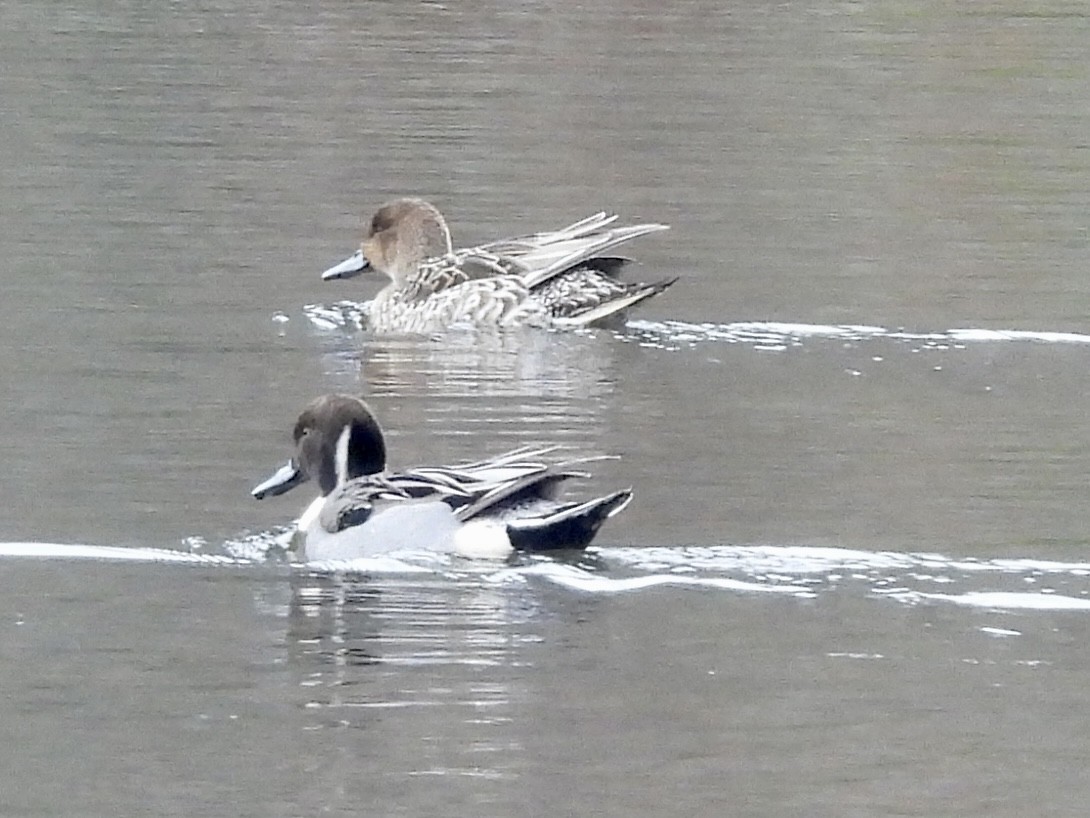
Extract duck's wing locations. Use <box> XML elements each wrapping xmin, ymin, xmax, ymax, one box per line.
<box><xmin>318</xmin><ymin>478</ymin><xmax>392</xmax><ymax>533</ymax></box>
<box><xmin>456</xmin><ymin>444</ymin><xmax>564</xmax><ymax>470</ymax></box>
<box><xmin>464</xmin><ymin>213</ymin><xmax>667</xmax><ymax>274</ymax></box>
<box><xmin>397</xmin><ymin>214</ymin><xmax>668</xmax><ymax>309</ymax></box>
<box><xmin>397</xmin><ymin>232</ymin><xmax>548</xmax><ymax>303</ymax></box>
<box><xmin>451</xmin><ymin>450</ymin><xmax>621</xmax><ymax>523</ymax></box>
<box><xmin>360</xmin><ymin>448</ymin><xmax>559</xmax><ymax>512</ymax></box>
<box><xmin>473</xmin><ymin>212</ymin><xmax>620</xmax><ymax>260</ymax></box>
<box><xmin>398</xmin><ymin>254</ymin><xmax>533</xmax><ymax>307</ymax></box>
<box><xmin>484</xmin><ymin>215</ymin><xmax>674</xmax><ymax>324</ymax></box>
<box><xmin>541</xmin><ymin>271</ymin><xmax>680</xmax><ymax>327</ymax></box>
<box><xmin>453</xmin><ymin>467</ymin><xmax>575</xmax><ymax>523</ymax></box>
<box><xmin>320</xmin><ymin>473</ymin><xmax>473</xmax><ymax>533</ymax></box>
<box><xmin>465</xmin><ymin>214</ymin><xmax>668</xmax><ymax>290</ymax></box>
<box><xmin>403</xmin><ymin>461</ymin><xmax>552</xmax><ymax>511</ymax></box>
<box><xmin>517</xmin><ymin>222</ymin><xmax>670</xmax><ymax>290</ymax></box>
<box><xmin>369</xmin><ymin>445</ymin><xmax>570</xmax><ymax>521</ymax></box>
<box><xmin>454</xmin><ymin>466</ymin><xmax>634</xmax><ymax>551</ymax></box>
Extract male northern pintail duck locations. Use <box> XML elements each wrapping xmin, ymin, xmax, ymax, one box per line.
<box><xmin>321</xmin><ymin>198</ymin><xmax>677</xmax><ymax>334</ymax></box>
<box><xmin>252</xmin><ymin>394</ymin><xmax>632</xmax><ymax>561</ymax></box>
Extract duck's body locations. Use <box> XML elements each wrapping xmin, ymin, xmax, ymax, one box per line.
<box><xmin>321</xmin><ymin>199</ymin><xmax>676</xmax><ymax>334</ymax></box>
<box><xmin>252</xmin><ymin>395</ymin><xmax>632</xmax><ymax>561</ymax></box>
<box><xmin>367</xmin><ymin>273</ymin><xmax>547</xmax><ymax>335</ymax></box>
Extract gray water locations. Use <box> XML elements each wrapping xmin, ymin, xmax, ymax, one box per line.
<box><xmin>4</xmin><ymin>1</ymin><xmax>1090</xmax><ymax>814</ymax></box>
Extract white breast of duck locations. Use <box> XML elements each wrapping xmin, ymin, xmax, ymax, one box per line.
<box><xmin>299</xmin><ymin>496</ymin><xmax>512</xmax><ymax>562</ymax></box>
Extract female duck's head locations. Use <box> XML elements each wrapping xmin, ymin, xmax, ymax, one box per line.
<box><xmin>322</xmin><ymin>198</ymin><xmax>454</xmax><ymax>287</ymax></box>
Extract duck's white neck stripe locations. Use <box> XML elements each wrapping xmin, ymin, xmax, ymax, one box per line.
<box><xmin>297</xmin><ymin>495</ymin><xmax>325</xmax><ymax>532</ymax></box>
<box><xmin>334</xmin><ymin>424</ymin><xmax>352</xmax><ymax>487</ymax></box>
<box><xmin>439</xmin><ymin>218</ymin><xmax>453</xmax><ymax>255</ymax></box>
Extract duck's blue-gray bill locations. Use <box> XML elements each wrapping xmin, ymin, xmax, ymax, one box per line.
<box><xmin>252</xmin><ymin>460</ymin><xmax>305</xmax><ymax>499</ymax></box>
<box><xmin>321</xmin><ymin>250</ymin><xmax>370</xmax><ymax>280</ymax></box>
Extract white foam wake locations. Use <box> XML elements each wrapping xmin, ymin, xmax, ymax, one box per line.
<box><xmin>6</xmin><ymin>539</ymin><xmax>1090</xmax><ymax>613</ymax></box>
<box><xmin>880</xmin><ymin>590</ymin><xmax>1090</xmax><ymax>611</ymax></box>
<box><xmin>488</xmin><ymin>561</ymin><xmax>813</xmax><ymax>595</ymax></box>
<box><xmin>297</xmin><ymin>303</ymin><xmax>1090</xmax><ymax>351</ymax></box>
<box><xmin>0</xmin><ymin>542</ymin><xmax>242</xmax><ymax>564</ymax></box>
<box><xmin>624</xmin><ymin>319</ymin><xmax>1090</xmax><ymax>350</ymax></box>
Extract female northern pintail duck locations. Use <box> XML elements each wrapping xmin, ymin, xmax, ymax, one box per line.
<box><xmin>321</xmin><ymin>198</ymin><xmax>676</xmax><ymax>334</ymax></box>
<box><xmin>252</xmin><ymin>394</ymin><xmax>632</xmax><ymax>561</ymax></box>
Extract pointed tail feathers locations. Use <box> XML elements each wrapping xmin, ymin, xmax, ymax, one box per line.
<box><xmin>506</xmin><ymin>489</ymin><xmax>633</xmax><ymax>551</ymax></box>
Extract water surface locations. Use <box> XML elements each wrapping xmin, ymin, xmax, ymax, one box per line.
<box><xmin>3</xmin><ymin>0</ymin><xmax>1090</xmax><ymax>814</ymax></box>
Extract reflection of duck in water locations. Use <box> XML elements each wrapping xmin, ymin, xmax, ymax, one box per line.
<box><xmin>252</xmin><ymin>395</ymin><xmax>632</xmax><ymax>561</ymax></box>
<box><xmin>321</xmin><ymin>198</ymin><xmax>676</xmax><ymax>334</ymax></box>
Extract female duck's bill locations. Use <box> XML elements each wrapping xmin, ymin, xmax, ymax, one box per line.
<box><xmin>252</xmin><ymin>394</ymin><xmax>633</xmax><ymax>561</ymax></box>
<box><xmin>321</xmin><ymin>249</ymin><xmax>369</xmax><ymax>280</ymax></box>
<box><xmin>318</xmin><ymin>197</ymin><xmax>677</xmax><ymax>333</ymax></box>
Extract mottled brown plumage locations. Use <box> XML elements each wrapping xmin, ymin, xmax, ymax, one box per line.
<box><xmin>322</xmin><ymin>198</ymin><xmax>676</xmax><ymax>333</ymax></box>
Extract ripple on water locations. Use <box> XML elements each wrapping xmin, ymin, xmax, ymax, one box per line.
<box><xmin>4</xmin><ymin>539</ymin><xmax>1090</xmax><ymax>613</ymax></box>
<box><xmin>300</xmin><ymin>302</ymin><xmax>1090</xmax><ymax>353</ymax></box>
